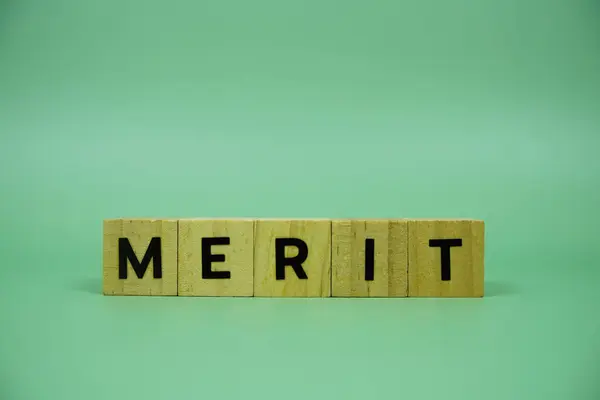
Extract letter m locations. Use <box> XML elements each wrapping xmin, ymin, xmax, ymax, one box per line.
<box><xmin>118</xmin><ymin>237</ymin><xmax>162</xmax><ymax>279</ymax></box>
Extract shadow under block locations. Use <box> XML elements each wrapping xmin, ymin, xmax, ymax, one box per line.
<box><xmin>331</xmin><ymin>219</ymin><xmax>408</xmax><ymax>297</ymax></box>
<box><xmin>178</xmin><ymin>219</ymin><xmax>254</xmax><ymax>296</ymax></box>
<box><xmin>408</xmin><ymin>219</ymin><xmax>484</xmax><ymax>297</ymax></box>
<box><xmin>103</xmin><ymin>219</ymin><xmax>178</xmax><ymax>296</ymax></box>
<box><xmin>254</xmin><ymin>219</ymin><xmax>332</xmax><ymax>297</ymax></box>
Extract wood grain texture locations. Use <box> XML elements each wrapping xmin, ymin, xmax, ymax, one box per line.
<box><xmin>408</xmin><ymin>219</ymin><xmax>484</xmax><ymax>297</ymax></box>
<box><xmin>332</xmin><ymin>219</ymin><xmax>408</xmax><ymax>297</ymax></box>
<box><xmin>178</xmin><ymin>219</ymin><xmax>254</xmax><ymax>296</ymax></box>
<box><xmin>254</xmin><ymin>219</ymin><xmax>331</xmax><ymax>297</ymax></box>
<box><xmin>103</xmin><ymin>218</ymin><xmax>178</xmax><ymax>296</ymax></box>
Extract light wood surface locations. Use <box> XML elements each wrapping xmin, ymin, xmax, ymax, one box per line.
<box><xmin>254</xmin><ymin>219</ymin><xmax>331</xmax><ymax>297</ymax></box>
<box><xmin>331</xmin><ymin>219</ymin><xmax>407</xmax><ymax>297</ymax></box>
<box><xmin>408</xmin><ymin>219</ymin><xmax>484</xmax><ymax>297</ymax></box>
<box><xmin>103</xmin><ymin>218</ymin><xmax>178</xmax><ymax>296</ymax></box>
<box><xmin>178</xmin><ymin>219</ymin><xmax>254</xmax><ymax>296</ymax></box>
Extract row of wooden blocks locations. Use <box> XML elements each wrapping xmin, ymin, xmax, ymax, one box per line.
<box><xmin>103</xmin><ymin>218</ymin><xmax>485</xmax><ymax>297</ymax></box>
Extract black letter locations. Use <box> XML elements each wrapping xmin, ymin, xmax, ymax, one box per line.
<box><xmin>429</xmin><ymin>239</ymin><xmax>462</xmax><ymax>281</ymax></box>
<box><xmin>202</xmin><ymin>237</ymin><xmax>231</xmax><ymax>279</ymax></box>
<box><xmin>275</xmin><ymin>238</ymin><xmax>309</xmax><ymax>280</ymax></box>
<box><xmin>365</xmin><ymin>238</ymin><xmax>375</xmax><ymax>281</ymax></box>
<box><xmin>119</xmin><ymin>237</ymin><xmax>162</xmax><ymax>279</ymax></box>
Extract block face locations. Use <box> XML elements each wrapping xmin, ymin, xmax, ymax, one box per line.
<box><xmin>408</xmin><ymin>219</ymin><xmax>484</xmax><ymax>297</ymax></box>
<box><xmin>103</xmin><ymin>219</ymin><xmax>178</xmax><ymax>296</ymax></box>
<box><xmin>331</xmin><ymin>219</ymin><xmax>408</xmax><ymax>297</ymax></box>
<box><xmin>254</xmin><ymin>219</ymin><xmax>331</xmax><ymax>297</ymax></box>
<box><xmin>178</xmin><ymin>219</ymin><xmax>254</xmax><ymax>297</ymax></box>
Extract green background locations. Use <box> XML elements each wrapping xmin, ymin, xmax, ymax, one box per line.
<box><xmin>1</xmin><ymin>0</ymin><xmax>599</xmax><ymax>398</ymax></box>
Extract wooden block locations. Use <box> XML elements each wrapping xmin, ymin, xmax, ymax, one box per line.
<box><xmin>408</xmin><ymin>219</ymin><xmax>484</xmax><ymax>297</ymax></box>
<box><xmin>178</xmin><ymin>219</ymin><xmax>254</xmax><ymax>296</ymax></box>
<box><xmin>103</xmin><ymin>218</ymin><xmax>178</xmax><ymax>296</ymax></box>
<box><xmin>331</xmin><ymin>219</ymin><xmax>408</xmax><ymax>297</ymax></box>
<box><xmin>254</xmin><ymin>219</ymin><xmax>331</xmax><ymax>297</ymax></box>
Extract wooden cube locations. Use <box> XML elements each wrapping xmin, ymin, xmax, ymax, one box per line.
<box><xmin>408</xmin><ymin>219</ymin><xmax>484</xmax><ymax>297</ymax></box>
<box><xmin>254</xmin><ymin>219</ymin><xmax>331</xmax><ymax>297</ymax></box>
<box><xmin>331</xmin><ymin>219</ymin><xmax>408</xmax><ymax>297</ymax></box>
<box><xmin>103</xmin><ymin>218</ymin><xmax>178</xmax><ymax>296</ymax></box>
<box><xmin>178</xmin><ymin>219</ymin><xmax>254</xmax><ymax>296</ymax></box>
